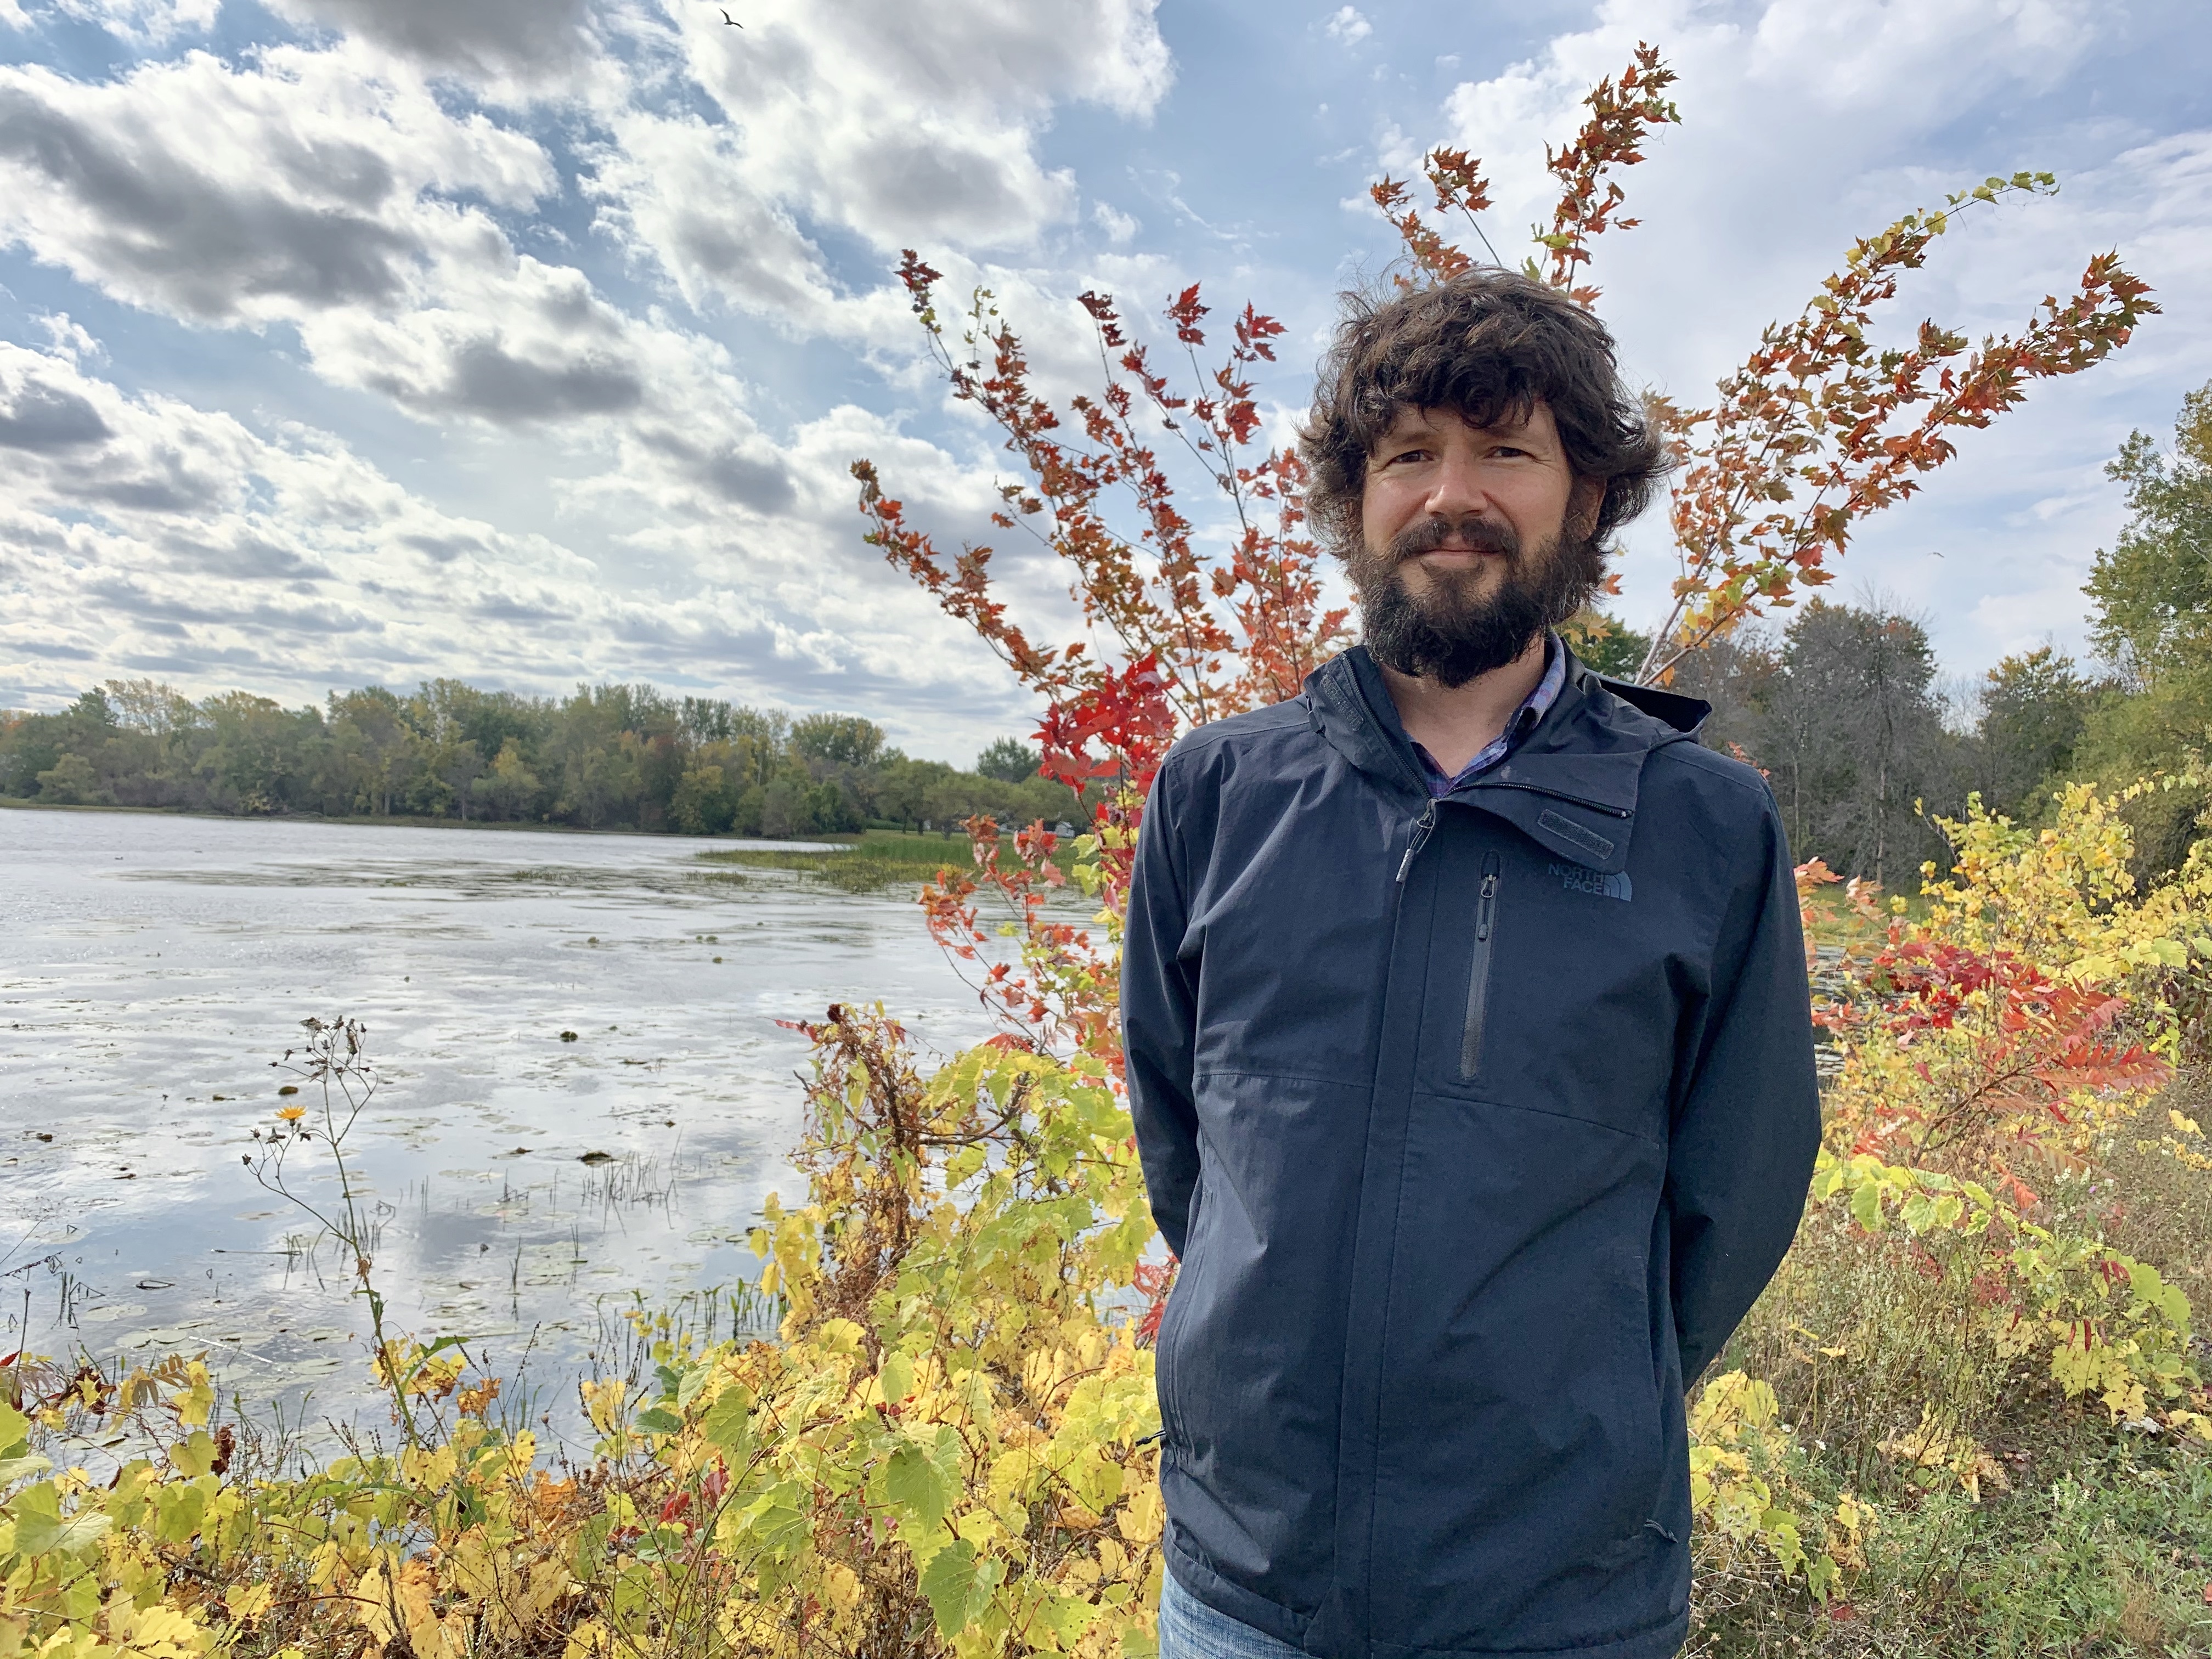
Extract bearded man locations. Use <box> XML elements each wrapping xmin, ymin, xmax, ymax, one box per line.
<box><xmin>1122</xmin><ymin>269</ymin><xmax>1821</xmax><ymax>1659</ymax></box>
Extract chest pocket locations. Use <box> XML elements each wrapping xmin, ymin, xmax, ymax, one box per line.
<box><xmin>1443</xmin><ymin>848</ymin><xmax>1683</xmax><ymax>1142</ymax></box>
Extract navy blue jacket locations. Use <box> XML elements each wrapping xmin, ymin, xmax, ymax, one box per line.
<box><xmin>1124</xmin><ymin>646</ymin><xmax>1820</xmax><ymax>1659</ymax></box>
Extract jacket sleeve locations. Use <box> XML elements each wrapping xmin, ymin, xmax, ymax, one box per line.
<box><xmin>1667</xmin><ymin>789</ymin><xmax>1821</xmax><ymax>1385</ymax></box>
<box><xmin>1122</xmin><ymin>760</ymin><xmax>1203</xmax><ymax>1259</ymax></box>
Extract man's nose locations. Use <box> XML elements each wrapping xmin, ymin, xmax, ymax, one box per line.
<box><xmin>1423</xmin><ymin>452</ymin><xmax>1493</xmax><ymax>520</ymax></box>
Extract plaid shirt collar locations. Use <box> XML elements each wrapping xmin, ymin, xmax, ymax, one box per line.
<box><xmin>1410</xmin><ymin>630</ymin><xmax>1566</xmax><ymax>798</ymax></box>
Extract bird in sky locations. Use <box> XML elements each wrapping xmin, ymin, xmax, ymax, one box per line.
<box><xmin>720</xmin><ymin>8</ymin><xmax>742</xmax><ymax>22</ymax></box>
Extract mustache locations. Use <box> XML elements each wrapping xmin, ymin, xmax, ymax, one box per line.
<box><xmin>1386</xmin><ymin>515</ymin><xmax>1521</xmax><ymax>563</ymax></box>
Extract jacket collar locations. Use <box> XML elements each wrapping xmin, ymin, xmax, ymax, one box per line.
<box><xmin>1302</xmin><ymin>645</ymin><xmax>1709</xmax><ymax>876</ymax></box>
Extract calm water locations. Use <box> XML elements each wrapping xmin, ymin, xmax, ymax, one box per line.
<box><xmin>0</xmin><ymin>808</ymin><xmax>1011</xmax><ymax>1454</ymax></box>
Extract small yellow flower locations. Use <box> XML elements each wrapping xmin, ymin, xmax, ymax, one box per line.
<box><xmin>276</xmin><ymin>1105</ymin><xmax>306</xmax><ymax>1123</ymax></box>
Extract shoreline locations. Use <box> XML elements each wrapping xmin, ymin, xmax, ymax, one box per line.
<box><xmin>0</xmin><ymin>794</ymin><xmax>867</xmax><ymax>843</ymax></box>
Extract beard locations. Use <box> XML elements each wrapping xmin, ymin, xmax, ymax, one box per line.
<box><xmin>1350</xmin><ymin>515</ymin><xmax>1604</xmax><ymax>689</ymax></box>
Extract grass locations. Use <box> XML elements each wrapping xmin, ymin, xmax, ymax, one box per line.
<box><xmin>697</xmin><ymin>827</ymin><xmax>1078</xmax><ymax>893</ymax></box>
<box><xmin>1692</xmin><ymin>1422</ymin><xmax>2212</xmax><ymax>1656</ymax></box>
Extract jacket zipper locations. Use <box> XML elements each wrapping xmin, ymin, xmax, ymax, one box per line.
<box><xmin>1394</xmin><ymin>799</ymin><xmax>1437</xmax><ymax>884</ymax></box>
<box><xmin>1459</xmin><ymin>853</ymin><xmax>1502</xmax><ymax>1079</ymax></box>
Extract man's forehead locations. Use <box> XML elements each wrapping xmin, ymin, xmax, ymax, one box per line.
<box><xmin>1380</xmin><ymin>400</ymin><xmax>1554</xmax><ymax>439</ymax></box>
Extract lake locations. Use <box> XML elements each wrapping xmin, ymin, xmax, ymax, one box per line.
<box><xmin>0</xmin><ymin>807</ymin><xmax>1013</xmax><ymax>1455</ymax></box>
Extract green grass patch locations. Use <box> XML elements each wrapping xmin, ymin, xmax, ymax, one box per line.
<box><xmin>697</xmin><ymin>828</ymin><xmax>1075</xmax><ymax>893</ymax></box>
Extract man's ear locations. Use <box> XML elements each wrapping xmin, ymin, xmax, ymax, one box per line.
<box><xmin>1566</xmin><ymin>476</ymin><xmax>1605</xmax><ymax>543</ymax></box>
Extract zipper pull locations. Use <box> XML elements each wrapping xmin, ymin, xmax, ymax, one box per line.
<box><xmin>1476</xmin><ymin>854</ymin><xmax>1500</xmax><ymax>939</ymax></box>
<box><xmin>1395</xmin><ymin>800</ymin><xmax>1437</xmax><ymax>883</ymax></box>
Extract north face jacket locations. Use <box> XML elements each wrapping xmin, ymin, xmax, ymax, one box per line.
<box><xmin>1123</xmin><ymin>645</ymin><xmax>1821</xmax><ymax>1659</ymax></box>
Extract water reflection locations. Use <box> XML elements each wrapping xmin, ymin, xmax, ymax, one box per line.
<box><xmin>0</xmin><ymin>808</ymin><xmax>1006</xmax><ymax>1454</ymax></box>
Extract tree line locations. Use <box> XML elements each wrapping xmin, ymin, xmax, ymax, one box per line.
<box><xmin>0</xmin><ymin>678</ymin><xmax>1086</xmax><ymax>838</ymax></box>
<box><xmin>5</xmin><ymin>380</ymin><xmax>2205</xmax><ymax>865</ymax></box>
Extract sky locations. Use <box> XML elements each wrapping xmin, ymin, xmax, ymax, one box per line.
<box><xmin>0</xmin><ymin>0</ymin><xmax>2207</xmax><ymax>764</ymax></box>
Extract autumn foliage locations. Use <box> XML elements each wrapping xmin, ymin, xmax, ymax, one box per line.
<box><xmin>5</xmin><ymin>42</ymin><xmax>2209</xmax><ymax>1659</ymax></box>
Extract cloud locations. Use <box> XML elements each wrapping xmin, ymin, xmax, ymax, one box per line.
<box><xmin>582</xmin><ymin>106</ymin><xmax>855</xmax><ymax>328</ymax></box>
<box><xmin>0</xmin><ymin>49</ymin><xmax>551</xmax><ymax>323</ymax></box>
<box><xmin>0</xmin><ymin>336</ymin><xmax>615</xmax><ymax>696</ymax></box>
<box><xmin>1324</xmin><ymin>7</ymin><xmax>1371</xmax><ymax>46</ymax></box>
<box><xmin>1093</xmin><ymin>201</ymin><xmax>1139</xmax><ymax>244</ymax></box>
<box><xmin>0</xmin><ymin>46</ymin><xmax>685</xmax><ymax>426</ymax></box>
<box><xmin>618</xmin><ymin>0</ymin><xmax>1172</xmax><ymax>286</ymax></box>
<box><xmin>13</xmin><ymin>0</ymin><xmax>219</xmax><ymax>46</ymax></box>
<box><xmin>268</xmin><ymin>0</ymin><xmax>595</xmax><ymax>81</ymax></box>
<box><xmin>0</xmin><ymin>375</ymin><xmax>109</xmax><ymax>449</ymax></box>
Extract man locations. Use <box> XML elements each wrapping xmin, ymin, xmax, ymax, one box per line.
<box><xmin>1122</xmin><ymin>269</ymin><xmax>1821</xmax><ymax>1659</ymax></box>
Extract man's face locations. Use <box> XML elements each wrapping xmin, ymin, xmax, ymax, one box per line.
<box><xmin>1350</xmin><ymin>402</ymin><xmax>1601</xmax><ymax>687</ymax></box>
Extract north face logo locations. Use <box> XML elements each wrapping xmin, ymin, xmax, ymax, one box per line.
<box><xmin>1549</xmin><ymin>861</ymin><xmax>1632</xmax><ymax>902</ymax></box>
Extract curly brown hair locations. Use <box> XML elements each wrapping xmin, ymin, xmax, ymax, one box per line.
<box><xmin>1299</xmin><ymin>269</ymin><xmax>1669</xmax><ymax>560</ymax></box>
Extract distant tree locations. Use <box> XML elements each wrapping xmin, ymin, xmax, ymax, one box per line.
<box><xmin>671</xmin><ymin>763</ymin><xmax>739</xmax><ymax>835</ymax></box>
<box><xmin>681</xmin><ymin>695</ymin><xmax>736</xmax><ymax>744</ymax></box>
<box><xmin>1969</xmin><ymin>647</ymin><xmax>2091</xmax><ymax>821</ymax></box>
<box><xmin>791</xmin><ymin>713</ymin><xmax>887</xmax><ymax>771</ymax></box>
<box><xmin>33</xmin><ymin>751</ymin><xmax>101</xmax><ymax>805</ymax></box>
<box><xmin>1760</xmin><ymin>600</ymin><xmax>1948</xmax><ymax>884</ymax></box>
<box><xmin>1667</xmin><ymin>631</ymin><xmax>1785</xmax><ymax>763</ymax></box>
<box><xmin>758</xmin><ymin>773</ymin><xmax>810</xmax><ymax>838</ymax></box>
<box><xmin>198</xmin><ymin>691</ymin><xmax>313</xmax><ymax>812</ymax></box>
<box><xmin>0</xmin><ymin>708</ymin><xmax>61</xmax><ymax>796</ymax></box>
<box><xmin>975</xmin><ymin>736</ymin><xmax>1041</xmax><ymax>783</ymax></box>
<box><xmin>326</xmin><ymin>687</ymin><xmax>415</xmax><ymax>816</ymax></box>
<box><xmin>473</xmin><ymin>738</ymin><xmax>543</xmax><ymax>821</ymax></box>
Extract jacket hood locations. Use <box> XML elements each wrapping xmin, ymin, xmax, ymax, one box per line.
<box><xmin>1301</xmin><ymin>645</ymin><xmax>1710</xmax><ymax>877</ymax></box>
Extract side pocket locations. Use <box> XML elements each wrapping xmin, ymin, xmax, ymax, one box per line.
<box><xmin>1156</xmin><ymin>1170</ymin><xmax>1205</xmax><ymax>1451</ymax></box>
<box><xmin>1613</xmin><ymin>1244</ymin><xmax>1666</xmax><ymax>1536</ymax></box>
<box><xmin>1583</xmin><ymin>1245</ymin><xmax>1668</xmax><ymax>1568</ymax></box>
<box><xmin>1458</xmin><ymin>853</ymin><xmax>1503</xmax><ymax>1080</ymax></box>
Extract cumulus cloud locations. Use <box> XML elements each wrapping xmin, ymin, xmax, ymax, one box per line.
<box><xmin>0</xmin><ymin>49</ymin><xmax>550</xmax><ymax>323</ymax></box>
<box><xmin>0</xmin><ymin>337</ymin><xmax>610</xmax><ymax>692</ymax></box>
<box><xmin>0</xmin><ymin>46</ymin><xmax>698</xmax><ymax>427</ymax></box>
<box><xmin>268</xmin><ymin>0</ymin><xmax>595</xmax><ymax>81</ymax></box>
<box><xmin>639</xmin><ymin>0</ymin><xmax>1172</xmax><ymax>273</ymax></box>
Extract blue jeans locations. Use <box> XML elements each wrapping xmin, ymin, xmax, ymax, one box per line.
<box><xmin>1159</xmin><ymin>1571</ymin><xmax>1305</xmax><ymax>1658</ymax></box>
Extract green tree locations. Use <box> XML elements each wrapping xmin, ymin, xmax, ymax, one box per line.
<box><xmin>323</xmin><ymin>687</ymin><xmax>415</xmax><ymax>816</ymax></box>
<box><xmin>2085</xmin><ymin>383</ymin><xmax>2212</xmax><ymax>683</ymax></box>
<box><xmin>197</xmin><ymin>692</ymin><xmax>316</xmax><ymax>812</ymax></box>
<box><xmin>791</xmin><ymin>713</ymin><xmax>887</xmax><ymax>771</ymax></box>
<box><xmin>974</xmin><ymin>736</ymin><xmax>1040</xmax><ymax>783</ymax></box>
<box><xmin>33</xmin><ymin>751</ymin><xmax>101</xmax><ymax>805</ymax></box>
<box><xmin>670</xmin><ymin>764</ymin><xmax>740</xmax><ymax>835</ymax></box>
<box><xmin>472</xmin><ymin>738</ymin><xmax>543</xmax><ymax>821</ymax></box>
<box><xmin>0</xmin><ymin>709</ymin><xmax>63</xmax><ymax>797</ymax></box>
<box><xmin>1969</xmin><ymin>647</ymin><xmax>2091</xmax><ymax>821</ymax></box>
<box><xmin>2075</xmin><ymin>379</ymin><xmax>2212</xmax><ymax>874</ymax></box>
<box><xmin>757</xmin><ymin>771</ymin><xmax>811</xmax><ymax>838</ymax></box>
